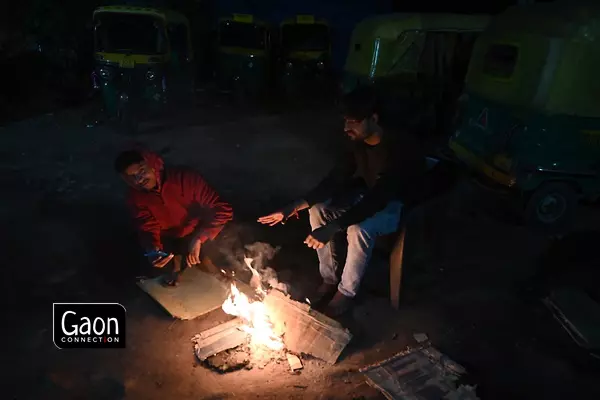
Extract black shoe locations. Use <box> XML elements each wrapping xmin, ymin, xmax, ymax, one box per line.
<box><xmin>324</xmin><ymin>291</ymin><xmax>354</xmax><ymax>318</ymax></box>
<box><xmin>309</xmin><ymin>282</ymin><xmax>337</xmax><ymax>309</ymax></box>
<box><xmin>160</xmin><ymin>271</ymin><xmax>181</xmax><ymax>287</ymax></box>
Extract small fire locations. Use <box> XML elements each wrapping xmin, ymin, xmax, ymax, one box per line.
<box><xmin>221</xmin><ymin>258</ymin><xmax>283</xmax><ymax>352</ymax></box>
<box><xmin>244</xmin><ymin>257</ymin><xmax>266</xmax><ymax>297</ymax></box>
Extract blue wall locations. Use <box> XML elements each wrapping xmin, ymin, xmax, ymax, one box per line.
<box><xmin>215</xmin><ymin>0</ymin><xmax>393</xmax><ymax>71</ymax></box>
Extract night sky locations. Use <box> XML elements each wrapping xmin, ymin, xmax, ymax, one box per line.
<box><xmin>393</xmin><ymin>0</ymin><xmax>557</xmax><ymax>14</ymax></box>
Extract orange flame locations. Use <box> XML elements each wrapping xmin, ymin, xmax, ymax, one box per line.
<box><xmin>221</xmin><ymin>258</ymin><xmax>283</xmax><ymax>352</ymax></box>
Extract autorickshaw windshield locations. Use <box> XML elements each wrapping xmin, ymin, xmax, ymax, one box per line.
<box><xmin>94</xmin><ymin>13</ymin><xmax>167</xmax><ymax>55</ymax></box>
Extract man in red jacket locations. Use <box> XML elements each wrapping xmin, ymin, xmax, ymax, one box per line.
<box><xmin>115</xmin><ymin>149</ymin><xmax>233</xmax><ymax>286</ymax></box>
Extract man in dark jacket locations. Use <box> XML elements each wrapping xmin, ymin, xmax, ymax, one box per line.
<box><xmin>115</xmin><ymin>149</ymin><xmax>233</xmax><ymax>286</ymax></box>
<box><xmin>259</xmin><ymin>87</ymin><xmax>426</xmax><ymax>316</ymax></box>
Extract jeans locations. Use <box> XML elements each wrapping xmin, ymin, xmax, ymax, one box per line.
<box><xmin>309</xmin><ymin>197</ymin><xmax>403</xmax><ymax>298</ymax></box>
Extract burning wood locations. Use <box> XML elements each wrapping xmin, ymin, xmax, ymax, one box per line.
<box><xmin>220</xmin><ymin>258</ymin><xmax>284</xmax><ymax>353</ymax></box>
<box><xmin>221</xmin><ymin>281</ymin><xmax>284</xmax><ymax>352</ymax></box>
<box><xmin>194</xmin><ymin>257</ymin><xmax>352</xmax><ymax>370</ymax></box>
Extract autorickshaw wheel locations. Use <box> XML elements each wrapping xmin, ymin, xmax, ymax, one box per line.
<box><xmin>524</xmin><ymin>182</ymin><xmax>578</xmax><ymax>234</ymax></box>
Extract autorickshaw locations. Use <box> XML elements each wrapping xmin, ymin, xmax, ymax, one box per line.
<box><xmin>278</xmin><ymin>15</ymin><xmax>332</xmax><ymax>99</ymax></box>
<box><xmin>448</xmin><ymin>2</ymin><xmax>600</xmax><ymax>231</ymax></box>
<box><xmin>216</xmin><ymin>14</ymin><xmax>270</xmax><ymax>100</ymax></box>
<box><xmin>342</xmin><ymin>13</ymin><xmax>490</xmax><ymax>138</ymax></box>
<box><xmin>92</xmin><ymin>6</ymin><xmax>194</xmax><ymax>132</ymax></box>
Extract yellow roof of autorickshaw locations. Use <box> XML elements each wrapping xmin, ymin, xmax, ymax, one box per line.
<box><xmin>218</xmin><ymin>14</ymin><xmax>268</xmax><ymax>26</ymax></box>
<box><xmin>93</xmin><ymin>5</ymin><xmax>189</xmax><ymax>25</ymax></box>
<box><xmin>352</xmin><ymin>13</ymin><xmax>491</xmax><ymax>41</ymax></box>
<box><xmin>280</xmin><ymin>16</ymin><xmax>329</xmax><ymax>27</ymax></box>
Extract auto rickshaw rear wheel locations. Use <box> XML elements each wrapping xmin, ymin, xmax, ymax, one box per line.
<box><xmin>524</xmin><ymin>181</ymin><xmax>578</xmax><ymax>233</ymax></box>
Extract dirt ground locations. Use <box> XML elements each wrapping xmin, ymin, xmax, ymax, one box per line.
<box><xmin>3</xmin><ymin>101</ymin><xmax>600</xmax><ymax>400</ymax></box>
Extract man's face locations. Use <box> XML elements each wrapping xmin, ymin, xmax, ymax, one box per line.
<box><xmin>122</xmin><ymin>161</ymin><xmax>157</xmax><ymax>191</ymax></box>
<box><xmin>344</xmin><ymin>115</ymin><xmax>374</xmax><ymax>141</ymax></box>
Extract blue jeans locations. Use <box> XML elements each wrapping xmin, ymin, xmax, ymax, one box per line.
<box><xmin>308</xmin><ymin>198</ymin><xmax>403</xmax><ymax>298</ymax></box>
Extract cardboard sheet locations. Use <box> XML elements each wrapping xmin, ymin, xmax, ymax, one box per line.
<box><xmin>137</xmin><ymin>267</ymin><xmax>229</xmax><ymax>320</ymax></box>
<box><xmin>360</xmin><ymin>346</ymin><xmax>478</xmax><ymax>400</ymax></box>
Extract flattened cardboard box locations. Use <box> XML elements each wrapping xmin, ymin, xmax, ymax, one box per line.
<box><xmin>137</xmin><ymin>267</ymin><xmax>229</xmax><ymax>320</ymax></box>
<box><xmin>264</xmin><ymin>290</ymin><xmax>352</xmax><ymax>364</ymax></box>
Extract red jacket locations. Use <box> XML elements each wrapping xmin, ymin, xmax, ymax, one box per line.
<box><xmin>127</xmin><ymin>151</ymin><xmax>233</xmax><ymax>250</ymax></box>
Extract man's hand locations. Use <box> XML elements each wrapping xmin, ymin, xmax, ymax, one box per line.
<box><xmin>186</xmin><ymin>237</ymin><xmax>202</xmax><ymax>266</ymax></box>
<box><xmin>147</xmin><ymin>250</ymin><xmax>174</xmax><ymax>268</ymax></box>
<box><xmin>258</xmin><ymin>200</ymin><xmax>308</xmax><ymax>226</ymax></box>
<box><xmin>304</xmin><ymin>223</ymin><xmax>341</xmax><ymax>249</ymax></box>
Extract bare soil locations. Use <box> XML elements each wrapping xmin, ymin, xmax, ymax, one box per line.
<box><xmin>3</xmin><ymin>102</ymin><xmax>600</xmax><ymax>400</ymax></box>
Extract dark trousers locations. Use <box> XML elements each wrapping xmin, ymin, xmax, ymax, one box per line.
<box><xmin>146</xmin><ymin>229</ymin><xmax>229</xmax><ymax>279</ymax></box>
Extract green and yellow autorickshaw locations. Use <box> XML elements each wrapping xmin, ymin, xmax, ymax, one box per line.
<box><xmin>343</xmin><ymin>13</ymin><xmax>490</xmax><ymax>137</ymax></box>
<box><xmin>93</xmin><ymin>6</ymin><xmax>194</xmax><ymax>131</ymax></box>
<box><xmin>448</xmin><ymin>2</ymin><xmax>600</xmax><ymax>231</ymax></box>
<box><xmin>279</xmin><ymin>15</ymin><xmax>332</xmax><ymax>98</ymax></box>
<box><xmin>216</xmin><ymin>14</ymin><xmax>270</xmax><ymax>99</ymax></box>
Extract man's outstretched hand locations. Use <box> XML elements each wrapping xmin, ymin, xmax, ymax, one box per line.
<box><xmin>187</xmin><ymin>237</ymin><xmax>202</xmax><ymax>266</ymax></box>
<box><xmin>258</xmin><ymin>200</ymin><xmax>307</xmax><ymax>226</ymax></box>
<box><xmin>304</xmin><ymin>223</ymin><xmax>341</xmax><ymax>249</ymax></box>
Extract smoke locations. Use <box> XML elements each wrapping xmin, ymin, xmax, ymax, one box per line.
<box><xmin>243</xmin><ymin>242</ymin><xmax>279</xmax><ymax>270</ymax></box>
<box><xmin>215</xmin><ymin>228</ymin><xmax>289</xmax><ymax>295</ymax></box>
<box><xmin>243</xmin><ymin>242</ymin><xmax>289</xmax><ymax>295</ymax></box>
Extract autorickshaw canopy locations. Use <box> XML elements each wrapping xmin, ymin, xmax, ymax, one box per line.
<box><xmin>344</xmin><ymin>13</ymin><xmax>490</xmax><ymax>79</ymax></box>
<box><xmin>465</xmin><ymin>0</ymin><xmax>600</xmax><ymax>118</ymax></box>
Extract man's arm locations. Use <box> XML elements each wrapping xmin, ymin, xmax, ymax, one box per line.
<box><xmin>258</xmin><ymin>145</ymin><xmax>356</xmax><ymax>227</ymax></box>
<box><xmin>303</xmin><ymin>147</ymin><xmax>356</xmax><ymax>207</ymax></box>
<box><xmin>127</xmin><ymin>199</ymin><xmax>162</xmax><ymax>251</ymax></box>
<box><xmin>186</xmin><ymin>171</ymin><xmax>234</xmax><ymax>243</ymax></box>
<box><xmin>335</xmin><ymin>141</ymin><xmax>426</xmax><ymax>229</ymax></box>
<box><xmin>334</xmin><ymin>174</ymin><xmax>396</xmax><ymax>229</ymax></box>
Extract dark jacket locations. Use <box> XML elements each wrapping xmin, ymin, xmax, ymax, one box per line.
<box><xmin>305</xmin><ymin>131</ymin><xmax>426</xmax><ymax>228</ymax></box>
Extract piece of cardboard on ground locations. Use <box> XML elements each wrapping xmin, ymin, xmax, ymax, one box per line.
<box><xmin>544</xmin><ymin>287</ymin><xmax>600</xmax><ymax>351</ymax></box>
<box><xmin>192</xmin><ymin>317</ymin><xmax>250</xmax><ymax>361</ymax></box>
<box><xmin>360</xmin><ymin>346</ymin><xmax>479</xmax><ymax>400</ymax></box>
<box><xmin>137</xmin><ymin>267</ymin><xmax>229</xmax><ymax>320</ymax></box>
<box><xmin>263</xmin><ymin>289</ymin><xmax>352</xmax><ymax>364</ymax></box>
<box><xmin>286</xmin><ymin>353</ymin><xmax>303</xmax><ymax>371</ymax></box>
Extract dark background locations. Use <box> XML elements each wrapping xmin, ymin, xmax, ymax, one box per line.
<box><xmin>2</xmin><ymin>0</ymin><xmax>555</xmax><ymax>123</ymax></box>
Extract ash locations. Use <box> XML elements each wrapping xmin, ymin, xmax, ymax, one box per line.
<box><xmin>204</xmin><ymin>345</ymin><xmax>287</xmax><ymax>373</ymax></box>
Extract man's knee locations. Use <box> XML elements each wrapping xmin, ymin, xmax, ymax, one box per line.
<box><xmin>309</xmin><ymin>202</ymin><xmax>328</xmax><ymax>228</ymax></box>
<box><xmin>346</xmin><ymin>222</ymin><xmax>375</xmax><ymax>244</ymax></box>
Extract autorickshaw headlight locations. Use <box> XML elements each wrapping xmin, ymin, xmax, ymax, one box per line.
<box><xmin>99</xmin><ymin>67</ymin><xmax>112</xmax><ymax>80</ymax></box>
<box><xmin>146</xmin><ymin>70</ymin><xmax>156</xmax><ymax>81</ymax></box>
<box><xmin>316</xmin><ymin>61</ymin><xmax>324</xmax><ymax>69</ymax></box>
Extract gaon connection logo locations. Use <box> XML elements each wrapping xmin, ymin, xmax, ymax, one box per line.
<box><xmin>53</xmin><ymin>303</ymin><xmax>126</xmax><ymax>349</ymax></box>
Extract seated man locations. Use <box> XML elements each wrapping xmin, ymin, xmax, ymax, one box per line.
<box><xmin>115</xmin><ymin>149</ymin><xmax>233</xmax><ymax>286</ymax></box>
<box><xmin>259</xmin><ymin>87</ymin><xmax>426</xmax><ymax>316</ymax></box>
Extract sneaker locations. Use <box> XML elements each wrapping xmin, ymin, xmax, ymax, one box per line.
<box><xmin>324</xmin><ymin>291</ymin><xmax>354</xmax><ymax>318</ymax></box>
<box><xmin>309</xmin><ymin>282</ymin><xmax>337</xmax><ymax>308</ymax></box>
